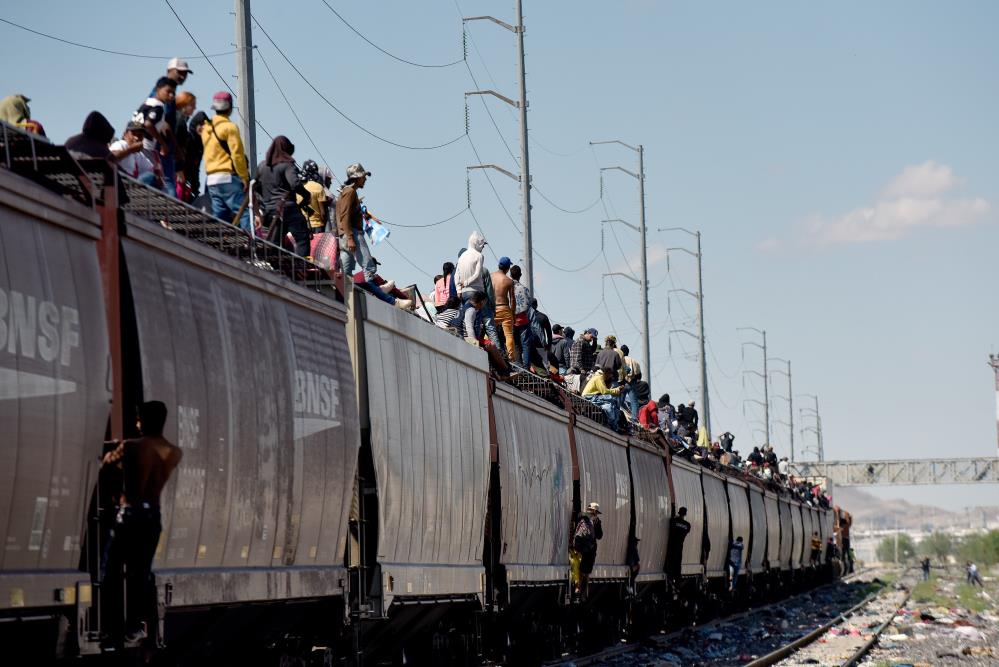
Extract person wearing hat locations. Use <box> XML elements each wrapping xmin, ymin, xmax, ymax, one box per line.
<box><xmin>335</xmin><ymin>163</ymin><xmax>412</xmax><ymax>309</ymax></box>
<box><xmin>201</xmin><ymin>91</ymin><xmax>251</xmax><ymax>231</ymax></box>
<box><xmin>666</xmin><ymin>506</ymin><xmax>691</xmax><ymax>586</ymax></box>
<box><xmin>490</xmin><ymin>257</ymin><xmax>516</xmax><ymax>359</ymax></box>
<box><xmin>109</xmin><ymin>122</ymin><xmax>156</xmax><ymax>184</ymax></box>
<box><xmin>572</xmin><ymin>502</ymin><xmax>603</xmax><ymax>599</ymax></box>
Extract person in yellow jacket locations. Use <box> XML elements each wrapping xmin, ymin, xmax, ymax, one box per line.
<box><xmin>200</xmin><ymin>92</ymin><xmax>251</xmax><ymax>232</ymax></box>
<box><xmin>582</xmin><ymin>368</ymin><xmax>625</xmax><ymax>432</ymax></box>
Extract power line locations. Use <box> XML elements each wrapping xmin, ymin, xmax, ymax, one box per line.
<box><xmin>384</xmin><ymin>238</ymin><xmax>434</xmax><ymax>278</ymax></box>
<box><xmin>0</xmin><ymin>16</ymin><xmax>239</xmax><ymax>60</ymax></box>
<box><xmin>533</xmin><ymin>185</ymin><xmax>602</xmax><ymax>214</ymax></box>
<box><xmin>536</xmin><ymin>246</ymin><xmax>602</xmax><ymax>273</ymax></box>
<box><xmin>601</xmin><ymin>250</ymin><xmax>641</xmax><ymax>334</ymax></box>
<box><xmin>379</xmin><ymin>206</ymin><xmax>470</xmax><ymax>228</ymax></box>
<box><xmin>162</xmin><ymin>0</ymin><xmax>273</xmax><ymax>141</ymax></box>
<box><xmin>563</xmin><ymin>296</ymin><xmax>606</xmax><ymax>326</ymax></box>
<box><xmin>319</xmin><ymin>0</ymin><xmax>463</xmax><ymax>68</ymax></box>
<box><xmin>255</xmin><ymin>47</ymin><xmax>331</xmax><ymax>174</ymax></box>
<box><xmin>250</xmin><ymin>14</ymin><xmax>465</xmax><ymax>151</ymax></box>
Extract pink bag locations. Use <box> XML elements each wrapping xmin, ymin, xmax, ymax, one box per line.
<box><xmin>310</xmin><ymin>232</ymin><xmax>339</xmax><ymax>269</ymax></box>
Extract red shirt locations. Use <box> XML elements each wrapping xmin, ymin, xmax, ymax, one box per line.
<box><xmin>638</xmin><ymin>400</ymin><xmax>659</xmax><ymax>428</ymax></box>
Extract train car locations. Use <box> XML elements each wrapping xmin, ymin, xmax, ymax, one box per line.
<box><xmin>0</xmin><ymin>124</ymin><xmax>846</xmax><ymax>664</ymax></box>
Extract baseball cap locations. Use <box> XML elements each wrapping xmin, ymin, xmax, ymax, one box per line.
<box><xmin>585</xmin><ymin>327</ymin><xmax>598</xmax><ymax>336</ymax></box>
<box><xmin>167</xmin><ymin>57</ymin><xmax>194</xmax><ymax>73</ymax></box>
<box><xmin>498</xmin><ymin>256</ymin><xmax>512</xmax><ymax>268</ymax></box>
<box><xmin>346</xmin><ymin>163</ymin><xmax>372</xmax><ymax>180</ymax></box>
<box><xmin>125</xmin><ymin>121</ymin><xmax>146</xmax><ymax>133</ymax></box>
<box><xmin>211</xmin><ymin>91</ymin><xmax>233</xmax><ymax>111</ymax></box>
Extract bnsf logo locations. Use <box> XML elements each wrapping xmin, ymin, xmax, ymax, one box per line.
<box><xmin>0</xmin><ymin>288</ymin><xmax>80</xmax><ymax>366</ymax></box>
<box><xmin>293</xmin><ymin>370</ymin><xmax>340</xmax><ymax>420</ymax></box>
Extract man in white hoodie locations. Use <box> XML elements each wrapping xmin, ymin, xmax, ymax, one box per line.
<box><xmin>456</xmin><ymin>231</ymin><xmax>488</xmax><ymax>343</ymax></box>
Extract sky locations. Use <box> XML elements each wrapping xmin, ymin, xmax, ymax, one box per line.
<box><xmin>3</xmin><ymin>0</ymin><xmax>997</xmax><ymax>511</ymax></box>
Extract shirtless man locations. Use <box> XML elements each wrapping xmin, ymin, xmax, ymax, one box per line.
<box><xmin>491</xmin><ymin>256</ymin><xmax>516</xmax><ymax>359</ymax></box>
<box><xmin>102</xmin><ymin>401</ymin><xmax>182</xmax><ymax>643</ymax></box>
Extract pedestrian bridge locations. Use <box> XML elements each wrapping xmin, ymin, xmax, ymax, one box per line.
<box><xmin>789</xmin><ymin>458</ymin><xmax>999</xmax><ymax>486</ymax></box>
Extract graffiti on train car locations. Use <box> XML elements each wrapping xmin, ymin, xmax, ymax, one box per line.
<box><xmin>0</xmin><ymin>287</ymin><xmax>81</xmax><ymax>399</ymax></box>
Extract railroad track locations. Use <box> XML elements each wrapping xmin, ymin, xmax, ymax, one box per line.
<box><xmin>544</xmin><ymin>569</ymin><xmax>886</xmax><ymax>666</ymax></box>
<box><xmin>747</xmin><ymin>568</ymin><xmax>915</xmax><ymax>667</ymax></box>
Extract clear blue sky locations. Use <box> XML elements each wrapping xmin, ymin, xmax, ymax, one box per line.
<box><xmin>3</xmin><ymin>0</ymin><xmax>997</xmax><ymax>511</ymax></box>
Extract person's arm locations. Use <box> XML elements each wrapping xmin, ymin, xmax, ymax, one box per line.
<box><xmin>224</xmin><ymin>122</ymin><xmax>250</xmax><ymax>183</ymax></box>
<box><xmin>109</xmin><ymin>139</ymin><xmax>143</xmax><ymax>161</ymax></box>
<box><xmin>336</xmin><ymin>188</ymin><xmax>359</xmax><ymax>249</ymax></box>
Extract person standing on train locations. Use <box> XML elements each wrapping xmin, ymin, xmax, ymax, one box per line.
<box><xmin>491</xmin><ymin>257</ymin><xmax>516</xmax><ymax>359</ymax></box>
<box><xmin>552</xmin><ymin>326</ymin><xmax>574</xmax><ymax>375</ymax></box>
<box><xmin>568</xmin><ymin>328</ymin><xmax>598</xmax><ymax>378</ymax></box>
<box><xmin>101</xmin><ymin>401</ymin><xmax>183</xmax><ymax>645</ymax></box>
<box><xmin>666</xmin><ymin>507</ymin><xmax>691</xmax><ymax>586</ymax></box>
<box><xmin>658</xmin><ymin>394</ymin><xmax>678</xmax><ymax>438</ymax></box>
<box><xmin>727</xmin><ymin>536</ymin><xmax>744</xmax><ymax>592</ymax></box>
<box><xmin>257</xmin><ymin>135</ymin><xmax>312</xmax><ymax>257</ymax></box>
<box><xmin>620</xmin><ymin>344</ymin><xmax>642</xmax><ymax>422</ymax></box>
<box><xmin>595</xmin><ymin>336</ymin><xmax>622</xmax><ymax>385</ymax></box>
<box><xmin>572</xmin><ymin>502</ymin><xmax>603</xmax><ymax>600</ymax></box>
<box><xmin>201</xmin><ymin>92</ymin><xmax>251</xmax><ymax>231</ymax></box>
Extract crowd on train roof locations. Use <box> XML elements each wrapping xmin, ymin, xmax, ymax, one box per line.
<box><xmin>2</xmin><ymin>59</ymin><xmax>828</xmax><ymax>508</ymax></box>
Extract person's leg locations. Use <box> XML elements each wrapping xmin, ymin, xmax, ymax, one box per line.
<box><xmin>626</xmin><ymin>383</ymin><xmax>639</xmax><ymax>421</ymax></box>
<box><xmin>288</xmin><ymin>213</ymin><xmax>312</xmax><ymax>257</ymax></box>
<box><xmin>220</xmin><ymin>180</ymin><xmax>251</xmax><ymax>232</ymax></box>
<box><xmin>351</xmin><ymin>230</ymin><xmax>396</xmax><ymax>304</ymax></box>
<box><xmin>208</xmin><ymin>184</ymin><xmax>232</xmax><ymax>223</ymax></box>
<box><xmin>481</xmin><ymin>306</ymin><xmax>500</xmax><ymax>349</ymax></box>
<box><xmin>461</xmin><ymin>297</ymin><xmax>477</xmax><ymax>339</ymax></box>
<box><xmin>495</xmin><ymin>306</ymin><xmax>515</xmax><ymax>359</ymax></box>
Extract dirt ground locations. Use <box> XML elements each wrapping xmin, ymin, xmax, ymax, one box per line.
<box><xmin>860</xmin><ymin>566</ymin><xmax>999</xmax><ymax>667</ymax></box>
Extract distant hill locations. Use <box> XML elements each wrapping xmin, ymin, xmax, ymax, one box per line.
<box><xmin>833</xmin><ymin>486</ymin><xmax>999</xmax><ymax>531</ymax></box>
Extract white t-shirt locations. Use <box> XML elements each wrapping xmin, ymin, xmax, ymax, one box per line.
<box><xmin>131</xmin><ymin>98</ymin><xmax>168</xmax><ymax>151</ymax></box>
<box><xmin>110</xmin><ymin>139</ymin><xmax>155</xmax><ymax>179</ymax></box>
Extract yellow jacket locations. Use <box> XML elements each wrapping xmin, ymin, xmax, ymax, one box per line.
<box><xmin>200</xmin><ymin>114</ymin><xmax>249</xmax><ymax>181</ymax></box>
<box><xmin>582</xmin><ymin>370</ymin><xmax>620</xmax><ymax>397</ymax></box>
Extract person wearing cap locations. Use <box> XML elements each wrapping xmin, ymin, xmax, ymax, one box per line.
<box><xmin>568</xmin><ymin>328</ymin><xmax>598</xmax><ymax>378</ymax></box>
<box><xmin>151</xmin><ymin>58</ymin><xmax>193</xmax><ymax>196</ymax></box>
<box><xmin>109</xmin><ymin>122</ymin><xmax>156</xmax><ymax>184</ymax></box>
<box><xmin>201</xmin><ymin>91</ymin><xmax>251</xmax><ymax>231</ymax></box>
<box><xmin>666</xmin><ymin>506</ymin><xmax>691</xmax><ymax>585</ymax></box>
<box><xmin>490</xmin><ymin>257</ymin><xmax>516</xmax><ymax>359</ymax></box>
<box><xmin>572</xmin><ymin>502</ymin><xmax>603</xmax><ymax>599</ymax></box>
<box><xmin>298</xmin><ymin>160</ymin><xmax>331</xmax><ymax>233</ymax></box>
<box><xmin>335</xmin><ymin>163</ymin><xmax>411</xmax><ymax>309</ymax></box>
<box><xmin>552</xmin><ymin>326</ymin><xmax>574</xmax><ymax>376</ymax></box>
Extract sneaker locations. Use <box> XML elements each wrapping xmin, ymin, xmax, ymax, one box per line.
<box><xmin>380</xmin><ymin>280</ymin><xmax>396</xmax><ymax>293</ymax></box>
<box><xmin>393</xmin><ymin>298</ymin><xmax>413</xmax><ymax>310</ymax></box>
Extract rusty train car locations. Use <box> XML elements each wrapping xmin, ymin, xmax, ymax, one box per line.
<box><xmin>0</xmin><ymin>125</ymin><xmax>840</xmax><ymax>665</ymax></box>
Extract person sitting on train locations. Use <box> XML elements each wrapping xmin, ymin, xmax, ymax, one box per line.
<box><xmin>637</xmin><ymin>387</ymin><xmax>659</xmax><ymax>430</ymax></box>
<box><xmin>434</xmin><ymin>296</ymin><xmax>462</xmax><ymax>332</ymax></box>
<box><xmin>100</xmin><ymin>401</ymin><xmax>183</xmax><ymax>645</ymax></box>
<box><xmin>581</xmin><ymin>367</ymin><xmax>625</xmax><ymax>432</ymax></box>
<box><xmin>457</xmin><ymin>291</ymin><xmax>488</xmax><ymax>343</ymax></box>
<box><xmin>656</xmin><ymin>394</ymin><xmax>678</xmax><ymax>437</ymax></box>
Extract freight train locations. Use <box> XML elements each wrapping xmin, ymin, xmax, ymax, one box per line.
<box><xmin>0</xmin><ymin>124</ymin><xmax>846</xmax><ymax>665</ymax></box>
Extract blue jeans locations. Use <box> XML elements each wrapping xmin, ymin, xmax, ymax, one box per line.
<box><xmin>339</xmin><ymin>229</ymin><xmax>395</xmax><ymax>305</ymax></box>
<box><xmin>729</xmin><ymin>564</ymin><xmax>740</xmax><ymax>590</ymax></box>
<box><xmin>161</xmin><ymin>154</ymin><xmax>177</xmax><ymax>197</ymax></box>
<box><xmin>208</xmin><ymin>179</ymin><xmax>251</xmax><ymax>232</ymax></box>
<box><xmin>586</xmin><ymin>394</ymin><xmax>621</xmax><ymax>430</ymax></box>
<box><xmin>515</xmin><ymin>324</ymin><xmax>537</xmax><ymax>368</ymax></box>
<box><xmin>623</xmin><ymin>382</ymin><xmax>639</xmax><ymax>422</ymax></box>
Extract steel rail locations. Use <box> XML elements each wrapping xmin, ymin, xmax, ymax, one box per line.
<box><xmin>840</xmin><ymin>587</ymin><xmax>913</xmax><ymax>667</ymax></box>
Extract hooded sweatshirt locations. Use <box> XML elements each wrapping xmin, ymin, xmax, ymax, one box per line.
<box><xmin>455</xmin><ymin>231</ymin><xmax>487</xmax><ymax>296</ymax></box>
<box><xmin>0</xmin><ymin>94</ymin><xmax>31</xmax><ymax>125</ymax></box>
<box><xmin>65</xmin><ymin>111</ymin><xmax>115</xmax><ymax>160</ymax></box>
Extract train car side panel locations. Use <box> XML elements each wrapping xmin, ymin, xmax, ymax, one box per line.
<box><xmin>574</xmin><ymin>423</ymin><xmax>630</xmax><ymax>580</ymax></box>
<box><xmin>0</xmin><ymin>171</ymin><xmax>109</xmax><ymax>604</ymax></box>
<box><xmin>791</xmin><ymin>503</ymin><xmax>805</xmax><ymax>570</ymax></box>
<box><xmin>747</xmin><ymin>486</ymin><xmax>767</xmax><ymax>573</ymax></box>
<box><xmin>628</xmin><ymin>441</ymin><xmax>670</xmax><ymax>581</ymax></box>
<box><xmin>726</xmin><ymin>479</ymin><xmax>751</xmax><ymax>570</ymax></box>
<box><xmin>671</xmin><ymin>459</ymin><xmax>704</xmax><ymax>576</ymax></box>
<box><xmin>701</xmin><ymin>471</ymin><xmax>729</xmax><ymax>577</ymax></box>
<box><xmin>493</xmin><ymin>385</ymin><xmax>573</xmax><ymax>584</ymax></box>
<box><xmin>361</xmin><ymin>294</ymin><xmax>490</xmax><ymax>601</ymax></box>
<box><xmin>764</xmin><ymin>491</ymin><xmax>780</xmax><ymax>569</ymax></box>
<box><xmin>777</xmin><ymin>498</ymin><xmax>793</xmax><ymax>570</ymax></box>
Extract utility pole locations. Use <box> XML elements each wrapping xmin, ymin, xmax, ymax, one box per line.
<box><xmin>770</xmin><ymin>358</ymin><xmax>793</xmax><ymax>461</ymax></box>
<box><xmin>739</xmin><ymin>327</ymin><xmax>769</xmax><ymax>445</ymax></box>
<box><xmin>661</xmin><ymin>227</ymin><xmax>707</xmax><ymax>439</ymax></box>
<box><xmin>798</xmin><ymin>393</ymin><xmax>823</xmax><ymax>461</ymax></box>
<box><xmin>464</xmin><ymin>4</ymin><xmax>533</xmax><ymax>291</ymax></box>
<box><xmin>990</xmin><ymin>354</ymin><xmax>999</xmax><ymax>457</ymax></box>
<box><xmin>593</xmin><ymin>141</ymin><xmax>649</xmax><ymax>380</ymax></box>
<box><xmin>234</xmin><ymin>0</ymin><xmax>257</xmax><ymax>175</ymax></box>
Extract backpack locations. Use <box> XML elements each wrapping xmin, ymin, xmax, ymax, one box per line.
<box><xmin>573</xmin><ymin>517</ymin><xmax>596</xmax><ymax>553</ymax></box>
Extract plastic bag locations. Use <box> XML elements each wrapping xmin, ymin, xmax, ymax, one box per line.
<box><xmin>365</xmin><ymin>219</ymin><xmax>390</xmax><ymax>246</ymax></box>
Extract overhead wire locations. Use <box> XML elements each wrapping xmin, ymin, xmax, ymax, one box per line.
<box><xmin>0</xmin><ymin>17</ymin><xmax>240</xmax><ymax>60</ymax></box>
<box><xmin>250</xmin><ymin>14</ymin><xmax>465</xmax><ymax>151</ymax></box>
<box><xmin>319</xmin><ymin>0</ymin><xmax>463</xmax><ymax>68</ymax></box>
<box><xmin>533</xmin><ymin>185</ymin><xmax>602</xmax><ymax>214</ymax></box>
<box><xmin>161</xmin><ymin>0</ymin><xmax>273</xmax><ymax>141</ymax></box>
<box><xmin>379</xmin><ymin>206</ymin><xmax>470</xmax><ymax>228</ymax></box>
<box><xmin>255</xmin><ymin>47</ymin><xmax>331</xmax><ymax>173</ymax></box>
<box><xmin>384</xmin><ymin>238</ymin><xmax>434</xmax><ymax>278</ymax></box>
